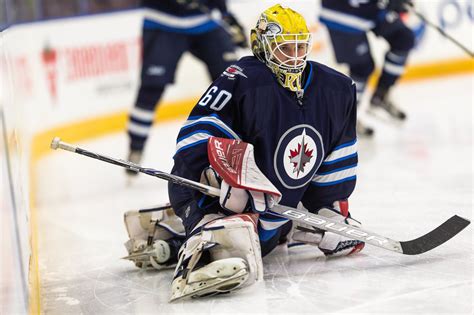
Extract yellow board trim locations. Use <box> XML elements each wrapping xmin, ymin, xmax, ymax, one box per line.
<box><xmin>368</xmin><ymin>57</ymin><xmax>474</xmax><ymax>87</ymax></box>
<box><xmin>402</xmin><ymin>58</ymin><xmax>474</xmax><ymax>81</ymax></box>
<box><xmin>28</xmin><ymin>97</ymin><xmax>197</xmax><ymax>314</ymax></box>
<box><xmin>31</xmin><ymin>98</ymin><xmax>199</xmax><ymax>158</ymax></box>
<box><xmin>28</xmin><ymin>165</ymin><xmax>40</xmax><ymax>315</ymax></box>
<box><xmin>28</xmin><ymin>58</ymin><xmax>473</xmax><ymax>314</ymax></box>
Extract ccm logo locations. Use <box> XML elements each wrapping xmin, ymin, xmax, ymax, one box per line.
<box><xmin>214</xmin><ymin>140</ymin><xmax>237</xmax><ymax>174</ymax></box>
<box><xmin>282</xmin><ymin>209</ymin><xmax>388</xmax><ymax>245</ymax></box>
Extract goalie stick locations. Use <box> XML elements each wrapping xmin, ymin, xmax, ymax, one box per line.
<box><xmin>50</xmin><ymin>137</ymin><xmax>470</xmax><ymax>255</ymax></box>
<box><xmin>50</xmin><ymin>137</ymin><xmax>220</xmax><ymax>197</ymax></box>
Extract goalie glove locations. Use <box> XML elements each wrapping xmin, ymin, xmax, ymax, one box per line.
<box><xmin>200</xmin><ymin>167</ymin><xmax>275</xmax><ymax>214</ymax></box>
<box><xmin>290</xmin><ymin>201</ymin><xmax>365</xmax><ymax>257</ymax></box>
<box><xmin>316</xmin><ymin>207</ymin><xmax>365</xmax><ymax>257</ymax></box>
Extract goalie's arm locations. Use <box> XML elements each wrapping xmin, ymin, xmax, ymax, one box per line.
<box><xmin>301</xmin><ymin>80</ymin><xmax>358</xmax><ymax>212</ymax></box>
<box><xmin>169</xmin><ymin>70</ymin><xmax>247</xmax><ymax>229</ymax></box>
<box><xmin>172</xmin><ymin>71</ymin><xmax>243</xmax><ymax>177</ymax></box>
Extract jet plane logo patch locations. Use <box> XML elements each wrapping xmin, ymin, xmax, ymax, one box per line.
<box><xmin>288</xmin><ymin>129</ymin><xmax>314</xmax><ymax>177</ymax></box>
<box><xmin>222</xmin><ymin>65</ymin><xmax>247</xmax><ymax>80</ymax></box>
<box><xmin>274</xmin><ymin>125</ymin><xmax>324</xmax><ymax>189</ymax></box>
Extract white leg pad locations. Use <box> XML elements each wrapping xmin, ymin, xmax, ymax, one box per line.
<box><xmin>123</xmin><ymin>204</ymin><xmax>185</xmax><ymax>269</ymax></box>
<box><xmin>171</xmin><ymin>258</ymin><xmax>249</xmax><ymax>301</ymax></box>
<box><xmin>170</xmin><ymin>214</ymin><xmax>263</xmax><ymax>301</ymax></box>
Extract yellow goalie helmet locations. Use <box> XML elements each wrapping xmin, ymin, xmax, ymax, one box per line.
<box><xmin>251</xmin><ymin>4</ymin><xmax>312</xmax><ymax>92</ymax></box>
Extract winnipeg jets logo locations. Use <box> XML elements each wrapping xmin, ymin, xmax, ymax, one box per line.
<box><xmin>288</xmin><ymin>129</ymin><xmax>313</xmax><ymax>176</ymax></box>
<box><xmin>274</xmin><ymin>125</ymin><xmax>324</xmax><ymax>189</ymax></box>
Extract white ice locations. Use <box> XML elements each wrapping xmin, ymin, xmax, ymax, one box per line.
<box><xmin>35</xmin><ymin>75</ymin><xmax>473</xmax><ymax>314</ymax></box>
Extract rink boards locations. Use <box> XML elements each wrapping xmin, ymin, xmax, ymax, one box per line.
<box><xmin>0</xmin><ymin>0</ymin><xmax>473</xmax><ymax>313</ymax></box>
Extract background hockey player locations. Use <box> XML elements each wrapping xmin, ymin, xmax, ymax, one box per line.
<box><xmin>164</xmin><ymin>4</ymin><xmax>365</xmax><ymax>301</ymax></box>
<box><xmin>126</xmin><ymin>0</ymin><xmax>247</xmax><ymax>174</ymax></box>
<box><xmin>319</xmin><ymin>0</ymin><xmax>415</xmax><ymax>137</ymax></box>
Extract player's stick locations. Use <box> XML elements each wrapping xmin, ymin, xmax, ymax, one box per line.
<box><xmin>50</xmin><ymin>137</ymin><xmax>470</xmax><ymax>255</ymax></box>
<box><xmin>407</xmin><ymin>5</ymin><xmax>474</xmax><ymax>57</ymax></box>
<box><xmin>50</xmin><ymin>137</ymin><xmax>220</xmax><ymax>197</ymax></box>
<box><xmin>137</xmin><ymin>204</ymin><xmax>172</xmax><ymax>213</ymax></box>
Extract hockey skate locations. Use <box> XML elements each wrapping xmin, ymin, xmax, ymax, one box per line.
<box><xmin>368</xmin><ymin>91</ymin><xmax>406</xmax><ymax>121</ymax></box>
<box><xmin>123</xmin><ymin>204</ymin><xmax>185</xmax><ymax>269</ymax></box>
<box><xmin>125</xmin><ymin>149</ymin><xmax>142</xmax><ymax>176</ymax></box>
<box><xmin>356</xmin><ymin>120</ymin><xmax>374</xmax><ymax>138</ymax></box>
<box><xmin>169</xmin><ymin>214</ymin><xmax>263</xmax><ymax>302</ymax></box>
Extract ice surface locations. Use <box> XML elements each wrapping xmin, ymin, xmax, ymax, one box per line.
<box><xmin>35</xmin><ymin>75</ymin><xmax>473</xmax><ymax>314</ymax></box>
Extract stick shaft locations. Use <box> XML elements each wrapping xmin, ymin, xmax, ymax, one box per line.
<box><xmin>410</xmin><ymin>7</ymin><xmax>474</xmax><ymax>57</ymax></box>
<box><xmin>53</xmin><ymin>138</ymin><xmax>220</xmax><ymax>196</ymax></box>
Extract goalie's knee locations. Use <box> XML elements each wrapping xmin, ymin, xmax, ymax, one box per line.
<box><xmin>170</xmin><ymin>213</ymin><xmax>263</xmax><ymax>301</ymax></box>
<box><xmin>123</xmin><ymin>204</ymin><xmax>185</xmax><ymax>269</ymax></box>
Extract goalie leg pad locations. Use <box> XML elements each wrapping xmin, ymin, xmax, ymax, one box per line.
<box><xmin>171</xmin><ymin>258</ymin><xmax>249</xmax><ymax>301</ymax></box>
<box><xmin>170</xmin><ymin>213</ymin><xmax>263</xmax><ymax>301</ymax></box>
<box><xmin>123</xmin><ymin>204</ymin><xmax>185</xmax><ymax>269</ymax></box>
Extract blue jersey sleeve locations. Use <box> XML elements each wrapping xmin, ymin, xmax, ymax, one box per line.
<box><xmin>301</xmin><ymin>81</ymin><xmax>358</xmax><ymax>211</ymax></box>
<box><xmin>172</xmin><ymin>68</ymin><xmax>244</xmax><ymax>182</ymax></box>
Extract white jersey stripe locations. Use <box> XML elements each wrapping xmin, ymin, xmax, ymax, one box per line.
<box><xmin>175</xmin><ymin>132</ymin><xmax>211</xmax><ymax>153</ymax></box>
<box><xmin>313</xmin><ymin>166</ymin><xmax>357</xmax><ymax>184</ymax></box>
<box><xmin>320</xmin><ymin>8</ymin><xmax>375</xmax><ymax>31</ymax></box>
<box><xmin>183</xmin><ymin>115</ymin><xmax>241</xmax><ymax>140</ymax></box>
<box><xmin>323</xmin><ymin>140</ymin><xmax>357</xmax><ymax>164</ymax></box>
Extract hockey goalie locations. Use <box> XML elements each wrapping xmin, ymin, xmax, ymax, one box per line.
<box><xmin>124</xmin><ymin>4</ymin><xmax>365</xmax><ymax>302</ymax></box>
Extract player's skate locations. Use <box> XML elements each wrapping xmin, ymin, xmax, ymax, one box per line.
<box><xmin>288</xmin><ymin>201</ymin><xmax>365</xmax><ymax>256</ymax></box>
<box><xmin>169</xmin><ymin>214</ymin><xmax>263</xmax><ymax>302</ymax></box>
<box><xmin>125</xmin><ymin>149</ymin><xmax>142</xmax><ymax>176</ymax></box>
<box><xmin>123</xmin><ymin>204</ymin><xmax>185</xmax><ymax>269</ymax></box>
<box><xmin>356</xmin><ymin>120</ymin><xmax>374</xmax><ymax>138</ymax></box>
<box><xmin>368</xmin><ymin>89</ymin><xmax>406</xmax><ymax>121</ymax></box>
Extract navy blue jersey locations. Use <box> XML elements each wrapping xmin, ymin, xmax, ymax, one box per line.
<box><xmin>142</xmin><ymin>0</ymin><xmax>227</xmax><ymax>34</ymax></box>
<box><xmin>169</xmin><ymin>56</ymin><xmax>358</xmax><ymax>237</ymax></box>
<box><xmin>320</xmin><ymin>0</ymin><xmax>389</xmax><ymax>33</ymax></box>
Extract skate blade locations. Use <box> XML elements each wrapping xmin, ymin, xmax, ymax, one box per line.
<box><xmin>122</xmin><ymin>251</ymin><xmax>153</xmax><ymax>260</ymax></box>
<box><xmin>122</xmin><ymin>253</ymin><xmax>176</xmax><ymax>270</ymax></box>
<box><xmin>169</xmin><ymin>268</ymin><xmax>249</xmax><ymax>303</ymax></box>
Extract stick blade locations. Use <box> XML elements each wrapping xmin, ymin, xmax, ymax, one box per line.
<box><xmin>400</xmin><ymin>215</ymin><xmax>470</xmax><ymax>255</ymax></box>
